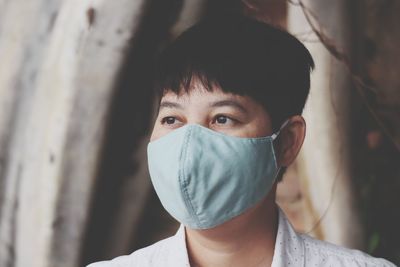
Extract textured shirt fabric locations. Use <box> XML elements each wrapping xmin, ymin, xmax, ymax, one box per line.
<box><xmin>87</xmin><ymin>209</ymin><xmax>396</xmax><ymax>267</ymax></box>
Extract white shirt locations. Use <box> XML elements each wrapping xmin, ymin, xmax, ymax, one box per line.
<box><xmin>87</xmin><ymin>209</ymin><xmax>396</xmax><ymax>267</ymax></box>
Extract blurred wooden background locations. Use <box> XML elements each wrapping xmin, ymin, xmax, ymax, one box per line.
<box><xmin>0</xmin><ymin>0</ymin><xmax>399</xmax><ymax>266</ymax></box>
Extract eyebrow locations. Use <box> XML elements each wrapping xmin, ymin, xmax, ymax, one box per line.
<box><xmin>159</xmin><ymin>101</ymin><xmax>184</xmax><ymax>111</ymax></box>
<box><xmin>158</xmin><ymin>99</ymin><xmax>248</xmax><ymax>114</ymax></box>
<box><xmin>209</xmin><ymin>99</ymin><xmax>248</xmax><ymax>114</ymax></box>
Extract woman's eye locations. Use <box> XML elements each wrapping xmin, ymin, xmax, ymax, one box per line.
<box><xmin>161</xmin><ymin>116</ymin><xmax>177</xmax><ymax>125</ymax></box>
<box><xmin>213</xmin><ymin>115</ymin><xmax>235</xmax><ymax>125</ymax></box>
<box><xmin>216</xmin><ymin>115</ymin><xmax>228</xmax><ymax>124</ymax></box>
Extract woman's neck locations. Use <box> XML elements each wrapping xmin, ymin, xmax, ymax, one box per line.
<box><xmin>185</xmin><ymin>193</ymin><xmax>279</xmax><ymax>267</ymax></box>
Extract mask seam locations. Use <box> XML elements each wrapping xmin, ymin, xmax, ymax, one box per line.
<box><xmin>178</xmin><ymin>126</ymin><xmax>203</xmax><ymax>228</ymax></box>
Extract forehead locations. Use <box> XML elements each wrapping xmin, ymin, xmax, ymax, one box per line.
<box><xmin>159</xmin><ymin>82</ymin><xmax>255</xmax><ymax>107</ymax></box>
<box><xmin>161</xmin><ymin>87</ymin><xmax>233</xmax><ymax>102</ymax></box>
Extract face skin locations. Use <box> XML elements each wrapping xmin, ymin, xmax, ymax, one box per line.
<box><xmin>150</xmin><ymin>81</ymin><xmax>306</xmax><ymax>168</ymax></box>
<box><xmin>151</xmin><ymin>88</ymin><xmax>271</xmax><ymax>140</ymax></box>
<box><xmin>150</xmin><ymin>80</ymin><xmax>306</xmax><ymax>267</ymax></box>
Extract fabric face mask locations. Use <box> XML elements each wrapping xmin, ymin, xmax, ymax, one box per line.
<box><xmin>147</xmin><ymin>122</ymin><xmax>287</xmax><ymax>230</ymax></box>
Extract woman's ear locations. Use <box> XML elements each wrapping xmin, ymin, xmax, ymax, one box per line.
<box><xmin>275</xmin><ymin>115</ymin><xmax>306</xmax><ymax>167</ymax></box>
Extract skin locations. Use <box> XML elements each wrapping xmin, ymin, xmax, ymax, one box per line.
<box><xmin>150</xmin><ymin>80</ymin><xmax>306</xmax><ymax>267</ymax></box>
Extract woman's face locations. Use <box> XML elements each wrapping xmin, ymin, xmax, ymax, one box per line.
<box><xmin>150</xmin><ymin>80</ymin><xmax>306</xmax><ymax>168</ymax></box>
<box><xmin>150</xmin><ymin>82</ymin><xmax>273</xmax><ymax>142</ymax></box>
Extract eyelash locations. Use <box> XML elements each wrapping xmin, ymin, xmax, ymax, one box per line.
<box><xmin>212</xmin><ymin>114</ymin><xmax>237</xmax><ymax>125</ymax></box>
<box><xmin>160</xmin><ymin>116</ymin><xmax>178</xmax><ymax>126</ymax></box>
<box><xmin>160</xmin><ymin>114</ymin><xmax>238</xmax><ymax>126</ymax></box>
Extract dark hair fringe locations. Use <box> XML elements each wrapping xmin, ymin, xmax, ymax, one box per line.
<box><xmin>153</xmin><ymin>14</ymin><xmax>314</xmax><ymax>131</ymax></box>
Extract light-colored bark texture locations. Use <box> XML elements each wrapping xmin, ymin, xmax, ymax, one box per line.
<box><xmin>0</xmin><ymin>1</ymin><xmax>147</xmax><ymax>267</ymax></box>
<box><xmin>2</xmin><ymin>0</ymin><xmax>387</xmax><ymax>265</ymax></box>
<box><xmin>287</xmin><ymin>0</ymin><xmax>364</xmax><ymax>248</ymax></box>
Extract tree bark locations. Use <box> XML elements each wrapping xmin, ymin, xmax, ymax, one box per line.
<box><xmin>0</xmin><ymin>1</ymin><xmax>147</xmax><ymax>267</ymax></box>
<box><xmin>287</xmin><ymin>0</ymin><xmax>364</xmax><ymax>248</ymax></box>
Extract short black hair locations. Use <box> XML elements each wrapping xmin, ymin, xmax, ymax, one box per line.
<box><xmin>153</xmin><ymin>14</ymin><xmax>314</xmax><ymax>131</ymax></box>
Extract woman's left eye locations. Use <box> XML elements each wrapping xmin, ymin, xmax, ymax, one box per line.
<box><xmin>213</xmin><ymin>115</ymin><xmax>235</xmax><ymax>125</ymax></box>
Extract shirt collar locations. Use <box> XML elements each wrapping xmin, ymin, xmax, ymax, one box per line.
<box><xmin>271</xmin><ymin>208</ymin><xmax>305</xmax><ymax>267</ymax></box>
<box><xmin>174</xmin><ymin>225</ymin><xmax>191</xmax><ymax>265</ymax></box>
<box><xmin>173</xmin><ymin>207</ymin><xmax>305</xmax><ymax>267</ymax></box>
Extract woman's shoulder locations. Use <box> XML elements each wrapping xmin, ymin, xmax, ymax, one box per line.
<box><xmin>299</xmin><ymin>233</ymin><xmax>396</xmax><ymax>267</ymax></box>
<box><xmin>86</xmin><ymin>234</ymin><xmax>182</xmax><ymax>267</ymax></box>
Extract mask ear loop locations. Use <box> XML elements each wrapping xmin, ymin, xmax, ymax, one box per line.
<box><xmin>271</xmin><ymin>119</ymin><xmax>290</xmax><ymax>141</ymax></box>
<box><xmin>271</xmin><ymin>119</ymin><xmax>290</xmax><ymax>180</ymax></box>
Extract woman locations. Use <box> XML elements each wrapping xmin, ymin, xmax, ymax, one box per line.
<box><xmin>88</xmin><ymin>14</ymin><xmax>395</xmax><ymax>267</ymax></box>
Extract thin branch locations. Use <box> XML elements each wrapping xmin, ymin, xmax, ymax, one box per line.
<box><xmin>288</xmin><ymin>0</ymin><xmax>400</xmax><ymax>151</ymax></box>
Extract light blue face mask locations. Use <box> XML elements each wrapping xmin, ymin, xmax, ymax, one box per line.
<box><xmin>147</xmin><ymin>122</ymin><xmax>287</xmax><ymax>230</ymax></box>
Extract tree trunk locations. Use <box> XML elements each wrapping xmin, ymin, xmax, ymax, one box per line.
<box><xmin>0</xmin><ymin>1</ymin><xmax>147</xmax><ymax>267</ymax></box>
<box><xmin>287</xmin><ymin>0</ymin><xmax>364</xmax><ymax>248</ymax></box>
